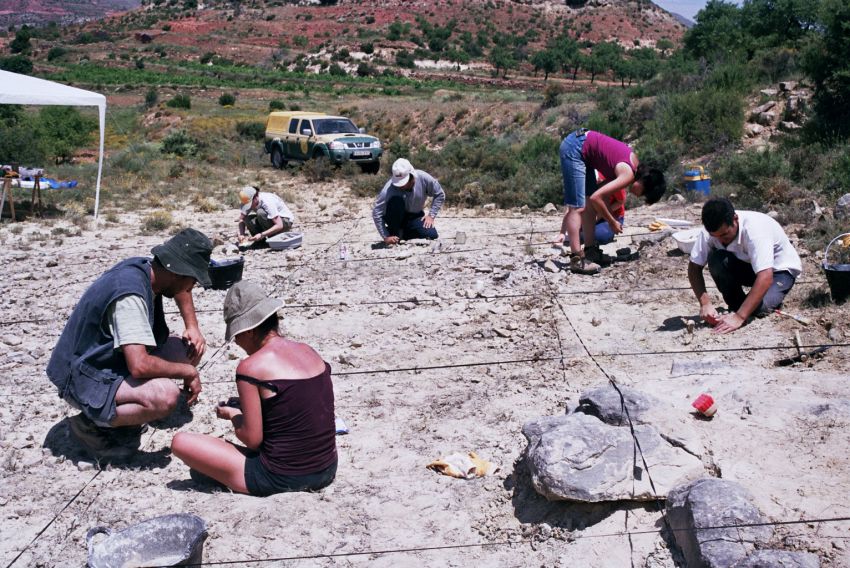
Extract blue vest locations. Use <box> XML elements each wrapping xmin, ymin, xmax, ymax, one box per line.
<box><xmin>46</xmin><ymin>257</ymin><xmax>168</xmax><ymax>398</ymax></box>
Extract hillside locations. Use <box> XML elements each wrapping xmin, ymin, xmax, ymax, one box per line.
<box><xmin>0</xmin><ymin>0</ymin><xmax>140</xmax><ymax>28</ymax></box>
<box><xmin>5</xmin><ymin>0</ymin><xmax>685</xmax><ymax>93</ymax></box>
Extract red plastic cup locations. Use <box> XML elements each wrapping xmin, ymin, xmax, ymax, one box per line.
<box><xmin>692</xmin><ymin>393</ymin><xmax>717</xmax><ymax>417</ymax></box>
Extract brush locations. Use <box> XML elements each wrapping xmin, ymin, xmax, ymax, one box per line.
<box><xmin>775</xmin><ymin>309</ymin><xmax>810</xmax><ymax>326</ymax></box>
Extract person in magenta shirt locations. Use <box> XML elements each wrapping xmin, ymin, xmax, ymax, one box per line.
<box><xmin>555</xmin><ymin>129</ymin><xmax>666</xmax><ymax>273</ymax></box>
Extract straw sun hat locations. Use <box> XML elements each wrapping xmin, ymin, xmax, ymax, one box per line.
<box><xmin>223</xmin><ymin>280</ymin><xmax>283</xmax><ymax>341</ymax></box>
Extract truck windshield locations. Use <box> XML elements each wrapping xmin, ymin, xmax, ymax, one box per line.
<box><xmin>313</xmin><ymin>119</ymin><xmax>359</xmax><ymax>135</ymax></box>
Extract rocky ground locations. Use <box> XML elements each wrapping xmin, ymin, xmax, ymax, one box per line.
<box><xmin>0</xmin><ymin>178</ymin><xmax>848</xmax><ymax>567</ymax></box>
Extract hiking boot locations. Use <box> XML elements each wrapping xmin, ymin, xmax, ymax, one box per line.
<box><xmin>584</xmin><ymin>245</ymin><xmax>612</xmax><ymax>266</ymax></box>
<box><xmin>569</xmin><ymin>253</ymin><xmax>601</xmax><ymax>275</ymax></box>
<box><xmin>68</xmin><ymin>413</ymin><xmax>142</xmax><ymax>461</ymax></box>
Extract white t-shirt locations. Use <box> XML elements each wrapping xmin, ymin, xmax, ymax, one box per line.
<box><xmin>241</xmin><ymin>192</ymin><xmax>295</xmax><ymax>222</ymax></box>
<box><xmin>106</xmin><ymin>295</ymin><xmax>156</xmax><ymax>349</ymax></box>
<box><xmin>689</xmin><ymin>210</ymin><xmax>802</xmax><ymax>276</ymax></box>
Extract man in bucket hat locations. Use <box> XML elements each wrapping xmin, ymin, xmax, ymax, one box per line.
<box><xmin>371</xmin><ymin>158</ymin><xmax>445</xmax><ymax>245</ymax></box>
<box><xmin>47</xmin><ymin>228</ymin><xmax>213</xmax><ymax>460</ymax></box>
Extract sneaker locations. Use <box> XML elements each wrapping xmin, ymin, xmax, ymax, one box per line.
<box><xmin>569</xmin><ymin>254</ymin><xmax>601</xmax><ymax>275</ymax></box>
<box><xmin>68</xmin><ymin>413</ymin><xmax>142</xmax><ymax>460</ymax></box>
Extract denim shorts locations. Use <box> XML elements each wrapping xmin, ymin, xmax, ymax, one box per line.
<box><xmin>244</xmin><ymin>457</ymin><xmax>337</xmax><ymax>497</ymax></box>
<box><xmin>559</xmin><ymin>130</ymin><xmax>597</xmax><ymax>208</ymax></box>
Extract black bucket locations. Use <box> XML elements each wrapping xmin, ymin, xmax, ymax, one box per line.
<box><xmin>87</xmin><ymin>513</ymin><xmax>207</xmax><ymax>568</ymax></box>
<box><xmin>823</xmin><ymin>233</ymin><xmax>850</xmax><ymax>304</ymax></box>
<box><xmin>208</xmin><ymin>257</ymin><xmax>244</xmax><ymax>290</ymax></box>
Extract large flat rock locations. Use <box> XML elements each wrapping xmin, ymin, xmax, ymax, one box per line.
<box><xmin>523</xmin><ymin>412</ymin><xmax>705</xmax><ymax>502</ymax></box>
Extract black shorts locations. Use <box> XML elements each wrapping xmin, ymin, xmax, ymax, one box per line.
<box><xmin>244</xmin><ymin>457</ymin><xmax>337</xmax><ymax>497</ymax></box>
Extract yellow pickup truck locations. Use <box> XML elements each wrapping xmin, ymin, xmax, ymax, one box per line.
<box><xmin>264</xmin><ymin>111</ymin><xmax>383</xmax><ymax>174</ymax></box>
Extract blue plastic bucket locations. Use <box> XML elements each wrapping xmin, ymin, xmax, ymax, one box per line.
<box><xmin>684</xmin><ymin>166</ymin><xmax>711</xmax><ymax>195</ymax></box>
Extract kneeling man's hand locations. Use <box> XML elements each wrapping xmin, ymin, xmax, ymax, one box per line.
<box><xmin>384</xmin><ymin>236</ymin><xmax>399</xmax><ymax>245</ymax></box>
<box><xmin>423</xmin><ymin>215</ymin><xmax>434</xmax><ymax>229</ymax></box>
<box><xmin>713</xmin><ymin>312</ymin><xmax>744</xmax><ymax>334</ymax></box>
<box><xmin>700</xmin><ymin>304</ymin><xmax>720</xmax><ymax>326</ymax></box>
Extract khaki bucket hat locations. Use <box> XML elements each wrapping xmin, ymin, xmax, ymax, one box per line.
<box><xmin>223</xmin><ymin>280</ymin><xmax>283</xmax><ymax>341</ymax></box>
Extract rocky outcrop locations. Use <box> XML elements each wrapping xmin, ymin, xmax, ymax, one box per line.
<box><xmin>522</xmin><ymin>385</ymin><xmax>706</xmax><ymax>502</ymax></box>
<box><xmin>666</xmin><ymin>478</ymin><xmax>820</xmax><ymax>568</ymax></box>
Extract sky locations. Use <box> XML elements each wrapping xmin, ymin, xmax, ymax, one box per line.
<box><xmin>652</xmin><ymin>0</ymin><xmax>743</xmax><ymax>22</ymax></box>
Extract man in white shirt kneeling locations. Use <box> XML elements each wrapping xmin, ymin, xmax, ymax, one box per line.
<box><xmin>688</xmin><ymin>197</ymin><xmax>802</xmax><ymax>334</ymax></box>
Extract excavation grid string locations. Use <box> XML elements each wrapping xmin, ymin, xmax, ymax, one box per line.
<box><xmin>152</xmin><ymin>515</ymin><xmax>850</xmax><ymax>566</ymax></box>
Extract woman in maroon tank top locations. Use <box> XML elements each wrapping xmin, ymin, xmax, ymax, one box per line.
<box><xmin>172</xmin><ymin>281</ymin><xmax>337</xmax><ymax>496</ymax></box>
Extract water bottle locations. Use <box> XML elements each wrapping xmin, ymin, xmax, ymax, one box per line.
<box><xmin>339</xmin><ymin>243</ymin><xmax>348</xmax><ymax>261</ymax></box>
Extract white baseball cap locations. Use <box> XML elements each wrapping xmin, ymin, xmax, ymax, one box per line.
<box><xmin>391</xmin><ymin>158</ymin><xmax>414</xmax><ymax>187</ymax></box>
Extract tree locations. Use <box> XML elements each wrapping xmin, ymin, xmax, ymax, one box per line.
<box><xmin>37</xmin><ymin>106</ymin><xmax>97</xmax><ymax>164</ymax></box>
<box><xmin>551</xmin><ymin>33</ymin><xmax>581</xmax><ymax>79</ymax></box>
<box><xmin>585</xmin><ymin>41</ymin><xmax>622</xmax><ymax>83</ymax></box>
<box><xmin>531</xmin><ymin>49</ymin><xmax>558</xmax><ymax>81</ymax></box>
<box><xmin>631</xmin><ymin>47</ymin><xmax>660</xmax><ymax>83</ymax></box>
<box><xmin>9</xmin><ymin>29</ymin><xmax>31</xmax><ymax>54</ymax></box>
<box><xmin>802</xmin><ymin>0</ymin><xmax>850</xmax><ymax>135</ymax></box>
<box><xmin>684</xmin><ymin>0</ymin><xmax>747</xmax><ymax>61</ymax></box>
<box><xmin>488</xmin><ymin>44</ymin><xmax>516</xmax><ymax>78</ymax></box>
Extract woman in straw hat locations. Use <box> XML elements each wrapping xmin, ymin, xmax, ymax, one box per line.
<box><xmin>172</xmin><ymin>280</ymin><xmax>337</xmax><ymax>495</ymax></box>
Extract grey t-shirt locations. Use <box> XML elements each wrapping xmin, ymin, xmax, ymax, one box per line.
<box><xmin>106</xmin><ymin>295</ymin><xmax>156</xmax><ymax>349</ymax></box>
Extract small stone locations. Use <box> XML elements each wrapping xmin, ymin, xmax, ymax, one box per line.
<box><xmin>1</xmin><ymin>334</ymin><xmax>22</xmax><ymax>347</ymax></box>
<box><xmin>494</xmin><ymin>328</ymin><xmax>511</xmax><ymax>338</ymax></box>
<box><xmin>482</xmin><ymin>203</ymin><xmax>496</xmax><ymax>211</ymax></box>
<box><xmin>760</xmin><ymin>88</ymin><xmax>778</xmax><ymax>97</ymax></box>
<box><xmin>591</xmin><ymin>317</ymin><xmax>602</xmax><ymax>327</ymax></box>
<box><xmin>350</xmin><ymin>339</ymin><xmax>363</xmax><ymax>348</ymax></box>
<box><xmin>668</xmin><ymin>194</ymin><xmax>686</xmax><ymax>203</ymax></box>
<box><xmin>767</xmin><ymin>210</ymin><xmax>780</xmax><ymax>219</ymax></box>
<box><xmin>752</xmin><ymin>101</ymin><xmax>776</xmax><ymax>115</ymax></box>
<box><xmin>543</xmin><ymin>260</ymin><xmax>559</xmax><ymax>273</ymax></box>
<box><xmin>46</xmin><ymin>259</ymin><xmax>58</xmax><ymax>267</ymax></box>
<box><xmin>542</xmin><ymin>203</ymin><xmax>557</xmax><ymax>214</ymax></box>
<box><xmin>12</xmin><ymin>272</ymin><xmax>33</xmax><ymax>281</ymax></box>
<box><xmin>78</xmin><ymin>461</ymin><xmax>95</xmax><ymax>471</ymax></box>
<box><xmin>756</xmin><ymin>111</ymin><xmax>776</xmax><ymax>126</ymax></box>
<box><xmin>835</xmin><ymin>193</ymin><xmax>850</xmax><ymax>221</ymax></box>
<box><xmin>779</xmin><ymin>121</ymin><xmax>801</xmax><ymax>131</ymax></box>
<box><xmin>828</xmin><ymin>328</ymin><xmax>843</xmax><ymax>342</ymax></box>
<box><xmin>475</xmin><ymin>266</ymin><xmax>493</xmax><ymax>273</ymax></box>
<box><xmin>779</xmin><ymin>80</ymin><xmax>797</xmax><ymax>92</ymax></box>
<box><xmin>745</xmin><ymin>123</ymin><xmax>764</xmax><ymax>137</ymax></box>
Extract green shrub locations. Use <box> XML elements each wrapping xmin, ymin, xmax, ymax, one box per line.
<box><xmin>166</xmin><ymin>93</ymin><xmax>191</xmax><ymax>109</ymax></box>
<box><xmin>144</xmin><ymin>87</ymin><xmax>158</xmax><ymax>108</ymax></box>
<box><xmin>142</xmin><ymin>210</ymin><xmax>173</xmax><ymax>232</ymax></box>
<box><xmin>648</xmin><ymin>87</ymin><xmax>744</xmax><ymax>156</ymax></box>
<box><xmin>235</xmin><ymin>121</ymin><xmax>265</xmax><ymax>140</ymax></box>
<box><xmin>37</xmin><ymin>106</ymin><xmax>97</xmax><ymax>163</ymax></box>
<box><xmin>108</xmin><ymin>143</ymin><xmax>160</xmax><ymax>174</ymax></box>
<box><xmin>269</xmin><ymin>99</ymin><xmax>286</xmax><ymax>111</ymax></box>
<box><xmin>0</xmin><ymin>55</ymin><xmax>32</xmax><ymax>73</ymax></box>
<box><xmin>161</xmin><ymin>130</ymin><xmax>200</xmax><ymax>157</ymax></box>
<box><xmin>47</xmin><ymin>46</ymin><xmax>68</xmax><ymax>61</ymax></box>
<box><xmin>218</xmin><ymin>92</ymin><xmax>236</xmax><ymax>106</ymax></box>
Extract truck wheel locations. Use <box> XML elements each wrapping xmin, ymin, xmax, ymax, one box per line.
<box><xmin>360</xmin><ymin>161</ymin><xmax>380</xmax><ymax>175</ymax></box>
<box><xmin>271</xmin><ymin>147</ymin><xmax>286</xmax><ymax>169</ymax></box>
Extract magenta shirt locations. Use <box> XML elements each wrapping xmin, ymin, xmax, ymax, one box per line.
<box><xmin>581</xmin><ymin>131</ymin><xmax>634</xmax><ymax>182</ymax></box>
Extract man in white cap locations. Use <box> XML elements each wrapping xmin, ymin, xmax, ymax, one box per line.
<box><xmin>371</xmin><ymin>158</ymin><xmax>445</xmax><ymax>245</ymax></box>
<box><xmin>237</xmin><ymin>185</ymin><xmax>296</xmax><ymax>247</ymax></box>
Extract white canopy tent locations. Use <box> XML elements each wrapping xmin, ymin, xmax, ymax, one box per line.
<box><xmin>0</xmin><ymin>69</ymin><xmax>106</xmax><ymax>218</ymax></box>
